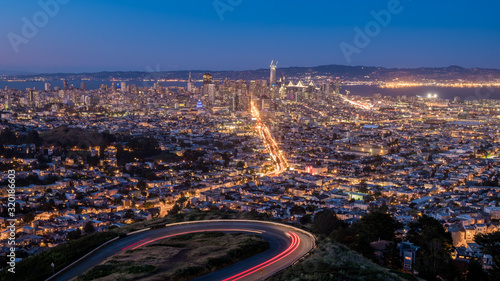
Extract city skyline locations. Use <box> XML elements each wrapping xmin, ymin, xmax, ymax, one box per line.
<box><xmin>1</xmin><ymin>1</ymin><xmax>500</xmax><ymax>281</ymax></box>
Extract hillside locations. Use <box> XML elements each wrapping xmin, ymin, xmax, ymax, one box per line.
<box><xmin>41</xmin><ymin>126</ymin><xmax>103</xmax><ymax>148</ymax></box>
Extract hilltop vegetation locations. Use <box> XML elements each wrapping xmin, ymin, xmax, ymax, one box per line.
<box><xmin>269</xmin><ymin>239</ymin><xmax>415</xmax><ymax>281</ymax></box>
<box><xmin>75</xmin><ymin>232</ymin><xmax>269</xmax><ymax>281</ymax></box>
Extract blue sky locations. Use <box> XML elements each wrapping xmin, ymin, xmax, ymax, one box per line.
<box><xmin>0</xmin><ymin>0</ymin><xmax>499</xmax><ymax>73</ymax></box>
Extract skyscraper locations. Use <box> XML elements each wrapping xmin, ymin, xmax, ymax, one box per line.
<box><xmin>81</xmin><ymin>82</ymin><xmax>86</xmax><ymax>91</ymax></box>
<box><xmin>270</xmin><ymin>60</ymin><xmax>278</xmax><ymax>85</ymax></box>
<box><xmin>208</xmin><ymin>83</ymin><xmax>216</xmax><ymax>105</ymax></box>
<box><xmin>63</xmin><ymin>80</ymin><xmax>69</xmax><ymax>91</ymax></box>
<box><xmin>203</xmin><ymin>72</ymin><xmax>212</xmax><ymax>85</ymax></box>
<box><xmin>121</xmin><ymin>82</ymin><xmax>127</xmax><ymax>92</ymax></box>
<box><xmin>187</xmin><ymin>72</ymin><xmax>193</xmax><ymax>92</ymax></box>
<box><xmin>45</xmin><ymin>82</ymin><xmax>51</xmax><ymax>91</ymax></box>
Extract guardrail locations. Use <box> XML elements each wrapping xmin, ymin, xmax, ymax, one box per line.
<box><xmin>44</xmin><ymin>236</ymin><xmax>120</xmax><ymax>281</ymax></box>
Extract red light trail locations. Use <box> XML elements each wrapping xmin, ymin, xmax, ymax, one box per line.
<box><xmin>121</xmin><ymin>229</ymin><xmax>302</xmax><ymax>281</ymax></box>
<box><xmin>222</xmin><ymin>231</ymin><xmax>300</xmax><ymax>281</ymax></box>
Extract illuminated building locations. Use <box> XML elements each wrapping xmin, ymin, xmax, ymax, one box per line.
<box><xmin>203</xmin><ymin>72</ymin><xmax>213</xmax><ymax>98</ymax></box>
<box><xmin>63</xmin><ymin>80</ymin><xmax>69</xmax><ymax>91</ymax></box>
<box><xmin>270</xmin><ymin>60</ymin><xmax>278</xmax><ymax>85</ymax></box>
<box><xmin>45</xmin><ymin>82</ymin><xmax>51</xmax><ymax>91</ymax></box>
<box><xmin>196</xmin><ymin>99</ymin><xmax>203</xmax><ymax>108</ymax></box>
<box><xmin>80</xmin><ymin>82</ymin><xmax>86</xmax><ymax>91</ymax></box>
<box><xmin>208</xmin><ymin>84</ymin><xmax>216</xmax><ymax>105</ymax></box>
<box><xmin>203</xmin><ymin>72</ymin><xmax>212</xmax><ymax>85</ymax></box>
<box><xmin>121</xmin><ymin>82</ymin><xmax>127</xmax><ymax>92</ymax></box>
<box><xmin>187</xmin><ymin>72</ymin><xmax>193</xmax><ymax>92</ymax></box>
<box><xmin>231</xmin><ymin>92</ymin><xmax>239</xmax><ymax>112</ymax></box>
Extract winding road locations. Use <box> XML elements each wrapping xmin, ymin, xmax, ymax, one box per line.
<box><xmin>51</xmin><ymin>220</ymin><xmax>316</xmax><ymax>281</ymax></box>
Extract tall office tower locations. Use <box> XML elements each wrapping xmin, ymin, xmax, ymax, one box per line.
<box><xmin>187</xmin><ymin>72</ymin><xmax>193</xmax><ymax>92</ymax></box>
<box><xmin>111</xmin><ymin>82</ymin><xmax>117</xmax><ymax>91</ymax></box>
<box><xmin>279</xmin><ymin>83</ymin><xmax>287</xmax><ymax>99</ymax></box>
<box><xmin>325</xmin><ymin>79</ymin><xmax>331</xmax><ymax>95</ymax></box>
<box><xmin>249</xmin><ymin>80</ymin><xmax>257</xmax><ymax>97</ymax></box>
<box><xmin>81</xmin><ymin>82</ymin><xmax>87</xmax><ymax>91</ymax></box>
<box><xmin>203</xmin><ymin>72</ymin><xmax>212</xmax><ymax>85</ymax></box>
<box><xmin>208</xmin><ymin>83</ymin><xmax>216</xmax><ymax>105</ymax></box>
<box><xmin>63</xmin><ymin>80</ymin><xmax>69</xmax><ymax>91</ymax></box>
<box><xmin>121</xmin><ymin>82</ymin><xmax>127</xmax><ymax>92</ymax></box>
<box><xmin>45</xmin><ymin>82</ymin><xmax>51</xmax><ymax>91</ymax></box>
<box><xmin>231</xmin><ymin>92</ymin><xmax>239</xmax><ymax>112</ymax></box>
<box><xmin>64</xmin><ymin>92</ymin><xmax>71</xmax><ymax>104</ymax></box>
<box><xmin>29</xmin><ymin>90</ymin><xmax>35</xmax><ymax>102</ymax></box>
<box><xmin>130</xmin><ymin>84</ymin><xmax>138</xmax><ymax>95</ymax></box>
<box><xmin>203</xmin><ymin>72</ymin><xmax>213</xmax><ymax>97</ymax></box>
<box><xmin>270</xmin><ymin>60</ymin><xmax>278</xmax><ymax>85</ymax></box>
<box><xmin>335</xmin><ymin>78</ymin><xmax>340</xmax><ymax>95</ymax></box>
<box><xmin>261</xmin><ymin>96</ymin><xmax>271</xmax><ymax>111</ymax></box>
<box><xmin>5</xmin><ymin>95</ymin><xmax>9</xmax><ymax>110</ymax></box>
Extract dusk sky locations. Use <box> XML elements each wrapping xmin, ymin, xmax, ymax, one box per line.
<box><xmin>1</xmin><ymin>0</ymin><xmax>499</xmax><ymax>73</ymax></box>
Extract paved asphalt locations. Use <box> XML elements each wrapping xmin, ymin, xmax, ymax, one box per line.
<box><xmin>52</xmin><ymin>220</ymin><xmax>315</xmax><ymax>281</ymax></box>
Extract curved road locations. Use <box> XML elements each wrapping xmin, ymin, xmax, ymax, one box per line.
<box><xmin>52</xmin><ymin>220</ymin><xmax>316</xmax><ymax>281</ymax></box>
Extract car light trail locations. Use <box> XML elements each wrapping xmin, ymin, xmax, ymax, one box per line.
<box><xmin>250</xmin><ymin>101</ymin><xmax>289</xmax><ymax>176</ymax></box>
<box><xmin>339</xmin><ymin>94</ymin><xmax>373</xmax><ymax>110</ymax></box>
<box><xmin>222</xmin><ymin>231</ymin><xmax>300</xmax><ymax>281</ymax></box>
<box><xmin>122</xmin><ymin>229</ymin><xmax>265</xmax><ymax>251</ymax></box>
<box><xmin>121</xmin><ymin>238</ymin><xmax>150</xmax><ymax>251</ymax></box>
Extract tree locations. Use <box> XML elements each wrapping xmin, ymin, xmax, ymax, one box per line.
<box><xmin>68</xmin><ymin>229</ymin><xmax>82</xmax><ymax>240</ymax></box>
<box><xmin>176</xmin><ymin>197</ymin><xmax>188</xmax><ymax>209</ymax></box>
<box><xmin>168</xmin><ymin>204</ymin><xmax>181</xmax><ymax>215</ymax></box>
<box><xmin>300</xmin><ymin>214</ymin><xmax>312</xmax><ymax>225</ymax></box>
<box><xmin>357</xmin><ymin>210</ymin><xmax>402</xmax><ymax>242</ymax></box>
<box><xmin>407</xmin><ymin>215</ymin><xmax>457</xmax><ymax>281</ymax></box>
<box><xmin>311</xmin><ymin>210</ymin><xmax>340</xmax><ymax>236</ymax></box>
<box><xmin>475</xmin><ymin>231</ymin><xmax>500</xmax><ymax>279</ymax></box>
<box><xmin>124</xmin><ymin>209</ymin><xmax>134</xmax><ymax>218</ymax></box>
<box><xmin>465</xmin><ymin>258</ymin><xmax>488</xmax><ymax>281</ymax></box>
<box><xmin>23</xmin><ymin>212</ymin><xmax>35</xmax><ymax>223</ymax></box>
<box><xmin>84</xmin><ymin>222</ymin><xmax>95</xmax><ymax>234</ymax></box>
<box><xmin>383</xmin><ymin>241</ymin><xmax>403</xmax><ymax>269</ymax></box>
<box><xmin>290</xmin><ymin>206</ymin><xmax>306</xmax><ymax>215</ymax></box>
<box><xmin>137</xmin><ymin>180</ymin><xmax>147</xmax><ymax>191</ymax></box>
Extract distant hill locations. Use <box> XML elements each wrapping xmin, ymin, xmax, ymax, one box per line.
<box><xmin>5</xmin><ymin>64</ymin><xmax>500</xmax><ymax>82</ymax></box>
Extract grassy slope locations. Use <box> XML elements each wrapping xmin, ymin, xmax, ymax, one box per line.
<box><xmin>269</xmin><ymin>238</ymin><xmax>417</xmax><ymax>281</ymax></box>
<box><xmin>75</xmin><ymin>232</ymin><xmax>269</xmax><ymax>281</ymax></box>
